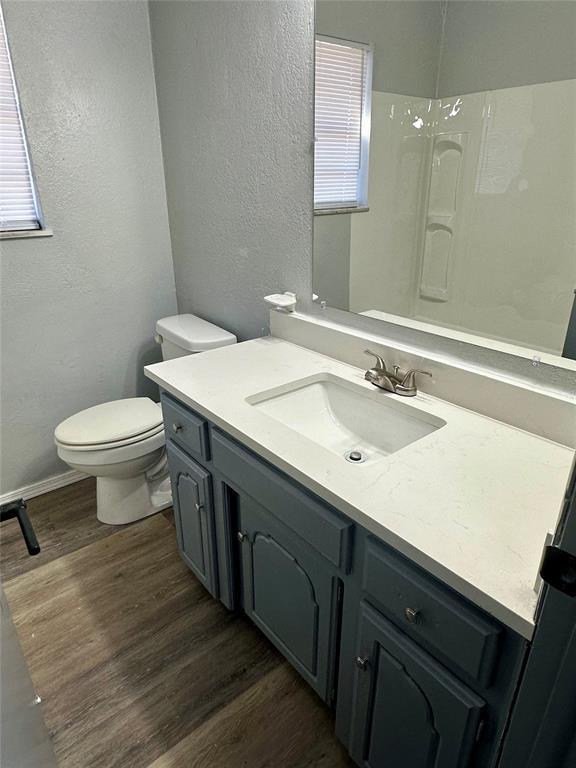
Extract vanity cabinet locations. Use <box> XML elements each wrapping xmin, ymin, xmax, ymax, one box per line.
<box><xmin>161</xmin><ymin>392</ymin><xmax>527</xmax><ymax>768</ymax></box>
<box><xmin>349</xmin><ymin>602</ymin><xmax>485</xmax><ymax>768</ymax></box>
<box><xmin>166</xmin><ymin>440</ymin><xmax>218</xmax><ymax>597</ymax></box>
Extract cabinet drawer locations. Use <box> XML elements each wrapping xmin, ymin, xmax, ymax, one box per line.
<box><xmin>212</xmin><ymin>429</ymin><xmax>353</xmax><ymax>571</ymax></box>
<box><xmin>161</xmin><ymin>393</ymin><xmax>210</xmax><ymax>462</ymax></box>
<box><xmin>363</xmin><ymin>537</ymin><xmax>501</xmax><ymax>685</ymax></box>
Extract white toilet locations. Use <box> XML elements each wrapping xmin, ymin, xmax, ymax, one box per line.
<box><xmin>54</xmin><ymin>314</ymin><xmax>236</xmax><ymax>525</ymax></box>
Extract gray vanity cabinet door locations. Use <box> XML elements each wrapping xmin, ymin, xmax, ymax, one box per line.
<box><xmin>167</xmin><ymin>441</ymin><xmax>218</xmax><ymax>597</ymax></box>
<box><xmin>237</xmin><ymin>494</ymin><xmax>340</xmax><ymax>703</ymax></box>
<box><xmin>350</xmin><ymin>603</ymin><xmax>485</xmax><ymax>768</ymax></box>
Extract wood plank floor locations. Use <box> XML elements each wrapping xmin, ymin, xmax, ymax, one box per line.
<box><xmin>1</xmin><ymin>480</ymin><xmax>353</xmax><ymax>768</ymax></box>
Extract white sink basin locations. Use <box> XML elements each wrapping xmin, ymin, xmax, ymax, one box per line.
<box><xmin>247</xmin><ymin>373</ymin><xmax>446</xmax><ymax>464</ymax></box>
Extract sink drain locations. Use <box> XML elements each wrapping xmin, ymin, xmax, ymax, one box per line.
<box><xmin>344</xmin><ymin>449</ymin><xmax>367</xmax><ymax>464</ymax></box>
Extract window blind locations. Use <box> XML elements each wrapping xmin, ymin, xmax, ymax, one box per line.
<box><xmin>0</xmin><ymin>6</ymin><xmax>41</xmax><ymax>231</ymax></box>
<box><xmin>314</xmin><ymin>36</ymin><xmax>372</xmax><ymax>211</ymax></box>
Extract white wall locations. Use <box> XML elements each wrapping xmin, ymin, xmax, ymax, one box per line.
<box><xmin>333</xmin><ymin>76</ymin><xmax>576</xmax><ymax>355</ymax></box>
<box><xmin>0</xmin><ymin>1</ymin><xmax>176</xmax><ymax>495</ymax></box>
<box><xmin>149</xmin><ymin>0</ymin><xmax>314</xmax><ymax>342</ymax></box>
<box><xmin>415</xmin><ymin>80</ymin><xmax>576</xmax><ymax>354</ymax></box>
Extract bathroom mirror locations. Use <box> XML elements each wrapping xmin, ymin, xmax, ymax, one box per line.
<box><xmin>313</xmin><ymin>1</ymin><xmax>576</xmax><ymax>360</ymax></box>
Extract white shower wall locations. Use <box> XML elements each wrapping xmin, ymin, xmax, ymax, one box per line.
<box><xmin>349</xmin><ymin>79</ymin><xmax>576</xmax><ymax>354</ymax></box>
<box><xmin>349</xmin><ymin>91</ymin><xmax>432</xmax><ymax>316</ymax></box>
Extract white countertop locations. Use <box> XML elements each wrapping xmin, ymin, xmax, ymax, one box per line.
<box><xmin>146</xmin><ymin>337</ymin><xmax>574</xmax><ymax>639</ymax></box>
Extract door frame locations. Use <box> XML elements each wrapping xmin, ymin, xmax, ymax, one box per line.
<box><xmin>499</xmin><ymin>458</ymin><xmax>576</xmax><ymax>767</ymax></box>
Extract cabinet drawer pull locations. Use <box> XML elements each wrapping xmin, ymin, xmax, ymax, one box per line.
<box><xmin>355</xmin><ymin>655</ymin><xmax>370</xmax><ymax>671</ymax></box>
<box><xmin>172</xmin><ymin>423</ymin><xmax>183</xmax><ymax>433</ymax></box>
<box><xmin>404</xmin><ymin>607</ymin><xmax>421</xmax><ymax>624</ymax></box>
<box><xmin>237</xmin><ymin>531</ymin><xmax>247</xmax><ymax>543</ymax></box>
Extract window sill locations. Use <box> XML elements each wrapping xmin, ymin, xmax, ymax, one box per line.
<box><xmin>0</xmin><ymin>228</ymin><xmax>53</xmax><ymax>241</ymax></box>
<box><xmin>314</xmin><ymin>207</ymin><xmax>369</xmax><ymax>216</ymax></box>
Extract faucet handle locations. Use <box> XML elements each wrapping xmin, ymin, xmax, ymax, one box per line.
<box><xmin>364</xmin><ymin>349</ymin><xmax>387</xmax><ymax>371</ymax></box>
<box><xmin>400</xmin><ymin>369</ymin><xmax>432</xmax><ymax>388</ymax></box>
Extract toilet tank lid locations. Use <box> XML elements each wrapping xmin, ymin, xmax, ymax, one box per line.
<box><xmin>156</xmin><ymin>314</ymin><xmax>237</xmax><ymax>352</ymax></box>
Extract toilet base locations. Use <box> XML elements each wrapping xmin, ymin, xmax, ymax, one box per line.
<box><xmin>96</xmin><ymin>474</ymin><xmax>172</xmax><ymax>525</ymax></box>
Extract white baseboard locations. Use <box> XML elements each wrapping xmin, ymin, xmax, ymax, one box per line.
<box><xmin>0</xmin><ymin>470</ymin><xmax>88</xmax><ymax>506</ymax></box>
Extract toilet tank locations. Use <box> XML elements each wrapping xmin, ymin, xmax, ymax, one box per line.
<box><xmin>155</xmin><ymin>314</ymin><xmax>237</xmax><ymax>360</ymax></box>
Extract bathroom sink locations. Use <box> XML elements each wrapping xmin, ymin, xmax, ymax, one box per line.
<box><xmin>247</xmin><ymin>373</ymin><xmax>446</xmax><ymax>464</ymax></box>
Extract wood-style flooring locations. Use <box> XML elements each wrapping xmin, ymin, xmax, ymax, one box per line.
<box><xmin>1</xmin><ymin>479</ymin><xmax>353</xmax><ymax>768</ymax></box>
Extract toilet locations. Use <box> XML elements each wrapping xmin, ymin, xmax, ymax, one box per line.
<box><xmin>54</xmin><ymin>314</ymin><xmax>236</xmax><ymax>525</ymax></box>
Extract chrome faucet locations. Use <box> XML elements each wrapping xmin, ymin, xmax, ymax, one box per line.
<box><xmin>363</xmin><ymin>350</ymin><xmax>432</xmax><ymax>397</ymax></box>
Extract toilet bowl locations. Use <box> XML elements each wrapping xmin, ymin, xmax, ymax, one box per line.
<box><xmin>55</xmin><ymin>398</ymin><xmax>171</xmax><ymax>525</ymax></box>
<box><xmin>54</xmin><ymin>314</ymin><xmax>236</xmax><ymax>525</ymax></box>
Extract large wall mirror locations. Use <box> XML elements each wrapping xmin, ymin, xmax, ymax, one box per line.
<box><xmin>313</xmin><ymin>0</ymin><xmax>576</xmax><ymax>360</ymax></box>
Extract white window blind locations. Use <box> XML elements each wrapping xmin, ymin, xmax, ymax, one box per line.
<box><xmin>314</xmin><ymin>36</ymin><xmax>372</xmax><ymax>211</ymax></box>
<box><xmin>0</xmin><ymin>5</ymin><xmax>41</xmax><ymax>231</ymax></box>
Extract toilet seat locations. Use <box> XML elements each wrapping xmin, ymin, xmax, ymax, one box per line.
<box><xmin>56</xmin><ymin>427</ymin><xmax>165</xmax><ymax>467</ymax></box>
<box><xmin>54</xmin><ymin>397</ymin><xmax>166</xmax><ymax>466</ymax></box>
<box><xmin>55</xmin><ymin>398</ymin><xmax>163</xmax><ymax>447</ymax></box>
<box><xmin>56</xmin><ymin>422</ymin><xmax>164</xmax><ymax>452</ymax></box>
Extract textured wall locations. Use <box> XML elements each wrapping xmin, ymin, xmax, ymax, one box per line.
<box><xmin>312</xmin><ymin>214</ymin><xmax>350</xmax><ymax>311</ymax></box>
<box><xmin>316</xmin><ymin>0</ymin><xmax>444</xmax><ymax>98</ymax></box>
<box><xmin>0</xmin><ymin>1</ymin><xmax>176</xmax><ymax>494</ymax></box>
<box><xmin>439</xmin><ymin>0</ymin><xmax>576</xmax><ymax>96</ymax></box>
<box><xmin>316</xmin><ymin>1</ymin><xmax>576</xmax><ymax>100</ymax></box>
<box><xmin>149</xmin><ymin>0</ymin><xmax>314</xmax><ymax>341</ymax></box>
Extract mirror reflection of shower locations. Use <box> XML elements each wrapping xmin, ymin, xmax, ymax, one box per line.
<box><xmin>313</xmin><ymin>0</ymin><xmax>576</xmax><ymax>357</ymax></box>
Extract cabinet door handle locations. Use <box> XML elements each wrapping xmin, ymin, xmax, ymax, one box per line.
<box><xmin>355</xmin><ymin>655</ymin><xmax>370</xmax><ymax>671</ymax></box>
<box><xmin>172</xmin><ymin>423</ymin><xmax>183</xmax><ymax>433</ymax></box>
<box><xmin>194</xmin><ymin>502</ymin><xmax>203</xmax><ymax>512</ymax></box>
<box><xmin>404</xmin><ymin>607</ymin><xmax>421</xmax><ymax>624</ymax></box>
<box><xmin>237</xmin><ymin>531</ymin><xmax>247</xmax><ymax>543</ymax></box>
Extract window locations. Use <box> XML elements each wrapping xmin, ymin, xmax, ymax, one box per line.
<box><xmin>0</xmin><ymin>5</ymin><xmax>43</xmax><ymax>232</ymax></box>
<box><xmin>314</xmin><ymin>35</ymin><xmax>372</xmax><ymax>213</ymax></box>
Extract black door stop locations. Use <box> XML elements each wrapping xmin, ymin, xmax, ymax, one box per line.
<box><xmin>0</xmin><ymin>498</ymin><xmax>41</xmax><ymax>556</ymax></box>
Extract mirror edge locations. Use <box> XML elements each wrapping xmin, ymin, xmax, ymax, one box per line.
<box><xmin>304</xmin><ymin>301</ymin><xmax>576</xmax><ymax>394</ymax></box>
